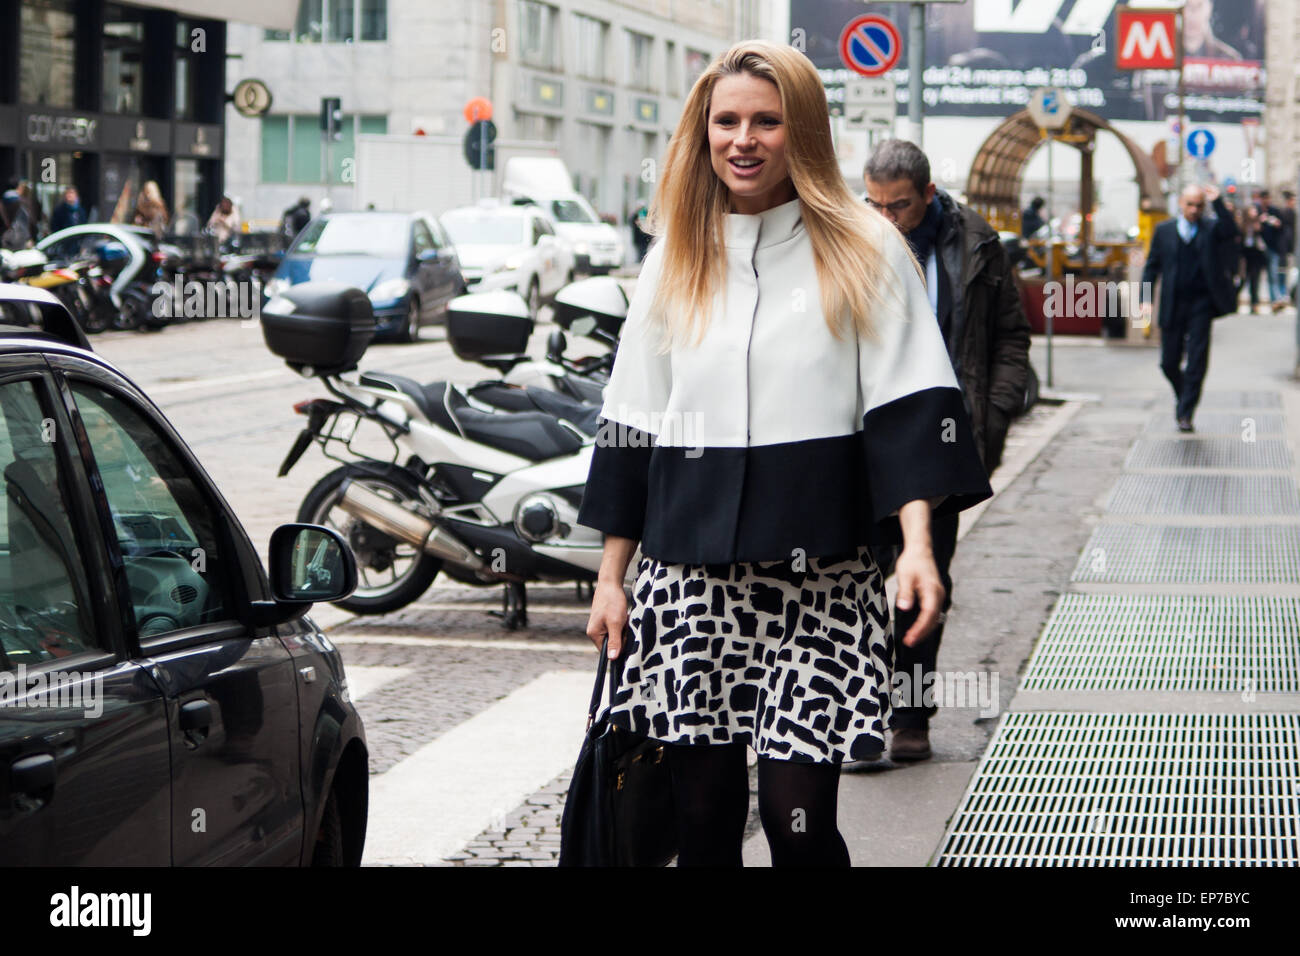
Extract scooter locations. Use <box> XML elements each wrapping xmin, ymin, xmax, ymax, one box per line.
<box><xmin>267</xmin><ymin>282</ymin><xmax>628</xmax><ymax>627</ymax></box>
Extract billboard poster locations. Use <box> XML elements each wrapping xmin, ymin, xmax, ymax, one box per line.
<box><xmin>790</xmin><ymin>0</ymin><xmax>1265</xmax><ymax>123</ymax></box>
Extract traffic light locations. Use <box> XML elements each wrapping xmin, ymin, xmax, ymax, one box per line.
<box><xmin>320</xmin><ymin>97</ymin><xmax>342</xmax><ymax>142</ymax></box>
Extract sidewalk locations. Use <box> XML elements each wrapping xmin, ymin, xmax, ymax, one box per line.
<box><xmin>743</xmin><ymin>308</ymin><xmax>1300</xmax><ymax>866</ymax></box>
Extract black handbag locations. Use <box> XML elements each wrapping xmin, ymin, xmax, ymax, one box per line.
<box><xmin>557</xmin><ymin>633</ymin><xmax>677</xmax><ymax>867</ymax></box>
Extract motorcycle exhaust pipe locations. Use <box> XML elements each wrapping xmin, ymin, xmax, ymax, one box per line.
<box><xmin>337</xmin><ymin>479</ymin><xmax>485</xmax><ymax>571</ymax></box>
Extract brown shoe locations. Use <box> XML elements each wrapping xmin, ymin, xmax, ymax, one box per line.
<box><xmin>890</xmin><ymin>727</ymin><xmax>932</xmax><ymax>762</ymax></box>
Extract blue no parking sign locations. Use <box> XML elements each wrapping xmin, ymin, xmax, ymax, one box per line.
<box><xmin>839</xmin><ymin>15</ymin><xmax>901</xmax><ymax>78</ymax></box>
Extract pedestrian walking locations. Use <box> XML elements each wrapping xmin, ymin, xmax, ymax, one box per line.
<box><xmin>862</xmin><ymin>139</ymin><xmax>1031</xmax><ymax>762</ymax></box>
<box><xmin>1253</xmin><ymin>189</ymin><xmax>1287</xmax><ymax>311</ymax></box>
<box><xmin>1140</xmin><ymin>184</ymin><xmax>1239</xmax><ymax>432</ymax></box>
<box><xmin>133</xmin><ymin>180</ymin><xmax>169</xmax><ymax>237</ymax></box>
<box><xmin>280</xmin><ymin>196</ymin><xmax>312</xmax><ymax>247</ymax></box>
<box><xmin>1</xmin><ymin>190</ymin><xmax>32</xmax><ymax>250</ymax></box>
<box><xmin>50</xmin><ymin>186</ymin><xmax>86</xmax><ymax>233</ymax></box>
<box><xmin>206</xmin><ymin>195</ymin><xmax>241</xmax><ymax>243</ymax></box>
<box><xmin>1021</xmin><ymin>196</ymin><xmax>1047</xmax><ymax>238</ymax></box>
<box><xmin>626</xmin><ymin>202</ymin><xmax>651</xmax><ymax>263</ymax></box>
<box><xmin>1238</xmin><ymin>203</ymin><xmax>1268</xmax><ymax>314</ymax></box>
<box><xmin>576</xmin><ymin>40</ymin><xmax>992</xmax><ymax>867</ymax></box>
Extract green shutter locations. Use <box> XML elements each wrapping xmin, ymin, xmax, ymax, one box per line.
<box><xmin>332</xmin><ymin>115</ymin><xmax>356</xmax><ymax>183</ymax></box>
<box><xmin>360</xmin><ymin>114</ymin><xmax>388</xmax><ymax>135</ymax></box>
<box><xmin>261</xmin><ymin>115</ymin><xmax>289</xmax><ymax>183</ymax></box>
<box><xmin>292</xmin><ymin>115</ymin><xmax>323</xmax><ymax>183</ymax></box>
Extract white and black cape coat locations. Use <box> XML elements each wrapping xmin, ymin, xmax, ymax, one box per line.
<box><xmin>577</xmin><ymin>197</ymin><xmax>993</xmax><ymax>565</ymax></box>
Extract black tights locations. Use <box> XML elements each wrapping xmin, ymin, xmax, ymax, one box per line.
<box><xmin>668</xmin><ymin>741</ymin><xmax>850</xmax><ymax>867</ymax></box>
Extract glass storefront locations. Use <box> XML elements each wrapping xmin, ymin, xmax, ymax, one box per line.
<box><xmin>103</xmin><ymin>5</ymin><xmax>148</xmax><ymax>115</ymax></box>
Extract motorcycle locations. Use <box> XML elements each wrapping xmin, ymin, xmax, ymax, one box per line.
<box><xmin>267</xmin><ymin>282</ymin><xmax>628</xmax><ymax>627</ymax></box>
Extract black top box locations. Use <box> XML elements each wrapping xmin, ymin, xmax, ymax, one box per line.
<box><xmin>261</xmin><ymin>281</ymin><xmax>376</xmax><ymax>375</ymax></box>
<box><xmin>446</xmin><ymin>290</ymin><xmax>535</xmax><ymax>362</ymax></box>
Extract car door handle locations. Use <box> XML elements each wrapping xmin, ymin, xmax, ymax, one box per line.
<box><xmin>11</xmin><ymin>752</ymin><xmax>56</xmax><ymax>798</ymax></box>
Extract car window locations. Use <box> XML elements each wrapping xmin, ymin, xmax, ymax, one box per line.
<box><xmin>550</xmin><ymin>199</ymin><xmax>598</xmax><ymax>223</ymax></box>
<box><xmin>71</xmin><ymin>383</ymin><xmax>232</xmax><ymax>638</ymax></box>
<box><xmin>0</xmin><ymin>378</ymin><xmax>100</xmax><ymax>666</ymax></box>
<box><xmin>427</xmin><ymin>218</ymin><xmax>449</xmax><ymax>249</ymax></box>
<box><xmin>45</xmin><ymin>234</ymin><xmax>106</xmax><ymax>263</ymax></box>
<box><xmin>293</xmin><ymin>215</ymin><xmax>407</xmax><ymax>258</ymax></box>
<box><xmin>531</xmin><ymin>218</ymin><xmax>547</xmax><ymax>245</ymax></box>
<box><xmin>441</xmin><ymin>212</ymin><xmax>529</xmax><ymax>247</ymax></box>
<box><xmin>412</xmin><ymin>220</ymin><xmax>434</xmax><ymax>255</ymax></box>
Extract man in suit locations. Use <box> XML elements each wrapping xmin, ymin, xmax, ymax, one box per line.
<box><xmin>1141</xmin><ymin>184</ymin><xmax>1239</xmax><ymax>431</ymax></box>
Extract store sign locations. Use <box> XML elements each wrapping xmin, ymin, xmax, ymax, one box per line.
<box><xmin>176</xmin><ymin>123</ymin><xmax>222</xmax><ymax>158</ymax></box>
<box><xmin>24</xmin><ymin>112</ymin><xmax>98</xmax><ymax>147</ymax></box>
<box><xmin>1115</xmin><ymin>7</ymin><xmax>1178</xmax><ymax>70</ymax></box>
<box><xmin>99</xmin><ymin>117</ymin><xmax>171</xmax><ymax>154</ymax></box>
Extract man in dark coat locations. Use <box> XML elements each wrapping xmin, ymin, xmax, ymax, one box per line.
<box><xmin>279</xmin><ymin>196</ymin><xmax>312</xmax><ymax>246</ymax></box>
<box><xmin>1140</xmin><ymin>184</ymin><xmax>1239</xmax><ymax>431</ymax></box>
<box><xmin>863</xmin><ymin>139</ymin><xmax>1032</xmax><ymax>762</ymax></box>
<box><xmin>50</xmin><ymin>186</ymin><xmax>86</xmax><ymax>233</ymax></box>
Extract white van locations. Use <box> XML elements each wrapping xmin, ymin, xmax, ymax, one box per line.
<box><xmin>501</xmin><ymin>157</ymin><xmax>625</xmax><ymax>274</ymax></box>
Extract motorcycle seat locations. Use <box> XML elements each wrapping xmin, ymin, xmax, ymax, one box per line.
<box><xmin>466</xmin><ymin>382</ymin><xmax>600</xmax><ymax>437</ymax></box>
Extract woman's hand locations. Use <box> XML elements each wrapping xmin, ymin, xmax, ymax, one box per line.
<box><xmin>895</xmin><ymin>498</ymin><xmax>946</xmax><ymax>647</ymax></box>
<box><xmin>894</xmin><ymin>545</ymin><xmax>946</xmax><ymax>647</ymax></box>
<box><xmin>586</xmin><ymin>580</ymin><xmax>629</xmax><ymax>658</ymax></box>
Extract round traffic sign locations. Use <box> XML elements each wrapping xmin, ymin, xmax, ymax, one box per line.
<box><xmin>839</xmin><ymin>15</ymin><xmax>901</xmax><ymax>78</ymax></box>
<box><xmin>464</xmin><ymin>97</ymin><xmax>493</xmax><ymax>124</ymax></box>
<box><xmin>1186</xmin><ymin>127</ymin><xmax>1216</xmax><ymax>160</ymax></box>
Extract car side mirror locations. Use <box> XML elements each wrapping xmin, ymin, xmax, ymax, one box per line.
<box><xmin>251</xmin><ymin>524</ymin><xmax>358</xmax><ymax>626</ymax></box>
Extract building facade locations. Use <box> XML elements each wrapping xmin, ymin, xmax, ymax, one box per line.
<box><xmin>1265</xmin><ymin>0</ymin><xmax>1299</xmax><ymax>195</ymax></box>
<box><xmin>0</xmin><ymin>0</ymin><xmax>296</xmax><ymax>233</ymax></box>
<box><xmin>224</xmin><ymin>0</ymin><xmax>772</xmax><ymax>224</ymax></box>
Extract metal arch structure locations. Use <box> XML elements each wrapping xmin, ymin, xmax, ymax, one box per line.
<box><xmin>965</xmin><ymin>107</ymin><xmax>1166</xmax><ymax>241</ymax></box>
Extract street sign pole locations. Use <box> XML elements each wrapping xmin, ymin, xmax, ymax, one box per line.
<box><xmin>1175</xmin><ymin>11</ymin><xmax>1186</xmax><ymax>195</ymax></box>
<box><xmin>907</xmin><ymin>3</ymin><xmax>924</xmax><ymax>146</ymax></box>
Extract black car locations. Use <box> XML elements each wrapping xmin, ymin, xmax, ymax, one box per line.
<box><xmin>0</xmin><ymin>284</ymin><xmax>368</xmax><ymax>865</ymax></box>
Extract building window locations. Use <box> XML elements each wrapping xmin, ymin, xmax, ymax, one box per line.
<box><xmin>261</xmin><ymin>116</ymin><xmax>290</xmax><ymax>182</ymax></box>
<box><xmin>685</xmin><ymin>48</ymin><xmax>710</xmax><ymax>89</ymax></box>
<box><xmin>627</xmin><ymin>30</ymin><xmax>654</xmax><ymax>92</ymax></box>
<box><xmin>574</xmin><ymin>14</ymin><xmax>608</xmax><ymax>82</ymax></box>
<box><xmin>518</xmin><ymin>0</ymin><xmax>560</xmax><ymax>71</ymax></box>
<box><xmin>265</xmin><ymin>0</ymin><xmax>386</xmax><ymax>42</ymax></box>
<box><xmin>664</xmin><ymin>41</ymin><xmax>677</xmax><ymax>98</ymax></box>
<box><xmin>262</xmin><ymin>114</ymin><xmax>388</xmax><ymax>183</ymax></box>
<box><xmin>20</xmin><ymin>0</ymin><xmax>76</xmax><ymax>108</ymax></box>
<box><xmin>102</xmin><ymin>4</ymin><xmax>148</xmax><ymax>115</ymax></box>
<box><xmin>514</xmin><ymin>111</ymin><xmax>559</xmax><ymax>144</ymax></box>
<box><xmin>360</xmin><ymin>0</ymin><xmax>387</xmax><ymax>40</ymax></box>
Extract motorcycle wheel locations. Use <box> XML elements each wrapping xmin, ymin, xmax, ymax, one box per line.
<box><xmin>298</xmin><ymin>463</ymin><xmax>443</xmax><ymax>615</ymax></box>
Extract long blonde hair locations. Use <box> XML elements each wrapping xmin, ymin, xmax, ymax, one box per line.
<box><xmin>644</xmin><ymin>40</ymin><xmax>907</xmax><ymax>348</ymax></box>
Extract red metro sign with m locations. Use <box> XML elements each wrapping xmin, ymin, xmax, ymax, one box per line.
<box><xmin>1115</xmin><ymin>7</ymin><xmax>1179</xmax><ymax>70</ymax></box>
<box><xmin>839</xmin><ymin>15</ymin><xmax>901</xmax><ymax>78</ymax></box>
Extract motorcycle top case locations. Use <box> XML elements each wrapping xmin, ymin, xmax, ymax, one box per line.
<box><xmin>550</xmin><ymin>276</ymin><xmax>627</xmax><ymax>340</ymax></box>
<box><xmin>261</xmin><ymin>281</ymin><xmax>376</xmax><ymax>375</ymax></box>
<box><xmin>446</xmin><ymin>289</ymin><xmax>535</xmax><ymax>361</ymax></box>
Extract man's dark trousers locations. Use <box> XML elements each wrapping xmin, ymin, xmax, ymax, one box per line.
<box><xmin>1160</xmin><ymin>296</ymin><xmax>1214</xmax><ymax>421</ymax></box>
<box><xmin>877</xmin><ymin>511</ymin><xmax>961</xmax><ymax>731</ymax></box>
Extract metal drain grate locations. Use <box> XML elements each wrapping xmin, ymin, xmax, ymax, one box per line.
<box><xmin>1196</xmin><ymin>391</ymin><xmax>1283</xmax><ymax>410</ymax></box>
<box><xmin>1125</xmin><ymin>439</ymin><xmax>1294</xmax><ymax>470</ymax></box>
<box><xmin>1145</xmin><ymin>412</ymin><xmax>1285</xmax><ymax>435</ymax></box>
<box><xmin>1106</xmin><ymin>474</ymin><xmax>1300</xmax><ymax>515</ymax></box>
<box><xmin>1072</xmin><ymin>524</ymin><xmax>1300</xmax><ymax>583</ymax></box>
<box><xmin>934</xmin><ymin>712</ymin><xmax>1300</xmax><ymax>866</ymax></box>
<box><xmin>1022</xmin><ymin>594</ymin><xmax>1300</xmax><ymax>692</ymax></box>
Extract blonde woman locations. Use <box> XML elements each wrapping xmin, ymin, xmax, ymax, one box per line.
<box><xmin>133</xmin><ymin>180</ymin><xmax>169</xmax><ymax>237</ymax></box>
<box><xmin>577</xmin><ymin>40</ymin><xmax>993</xmax><ymax>867</ymax></box>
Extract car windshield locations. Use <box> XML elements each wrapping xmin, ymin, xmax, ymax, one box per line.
<box><xmin>293</xmin><ymin>215</ymin><xmax>407</xmax><ymax>258</ymax></box>
<box><xmin>441</xmin><ymin>213</ymin><xmax>527</xmax><ymax>246</ymax></box>
<box><xmin>549</xmin><ymin>199</ymin><xmax>598</xmax><ymax>224</ymax></box>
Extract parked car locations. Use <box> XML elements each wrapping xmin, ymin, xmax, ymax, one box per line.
<box><xmin>440</xmin><ymin>200</ymin><xmax>575</xmax><ymax>319</ymax></box>
<box><xmin>0</xmin><ymin>284</ymin><xmax>368</xmax><ymax>865</ymax></box>
<box><xmin>263</xmin><ymin>210</ymin><xmax>464</xmax><ymax>343</ymax></box>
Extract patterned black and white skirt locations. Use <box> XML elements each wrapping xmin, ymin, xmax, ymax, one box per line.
<box><xmin>607</xmin><ymin>545</ymin><xmax>893</xmax><ymax>764</ymax></box>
